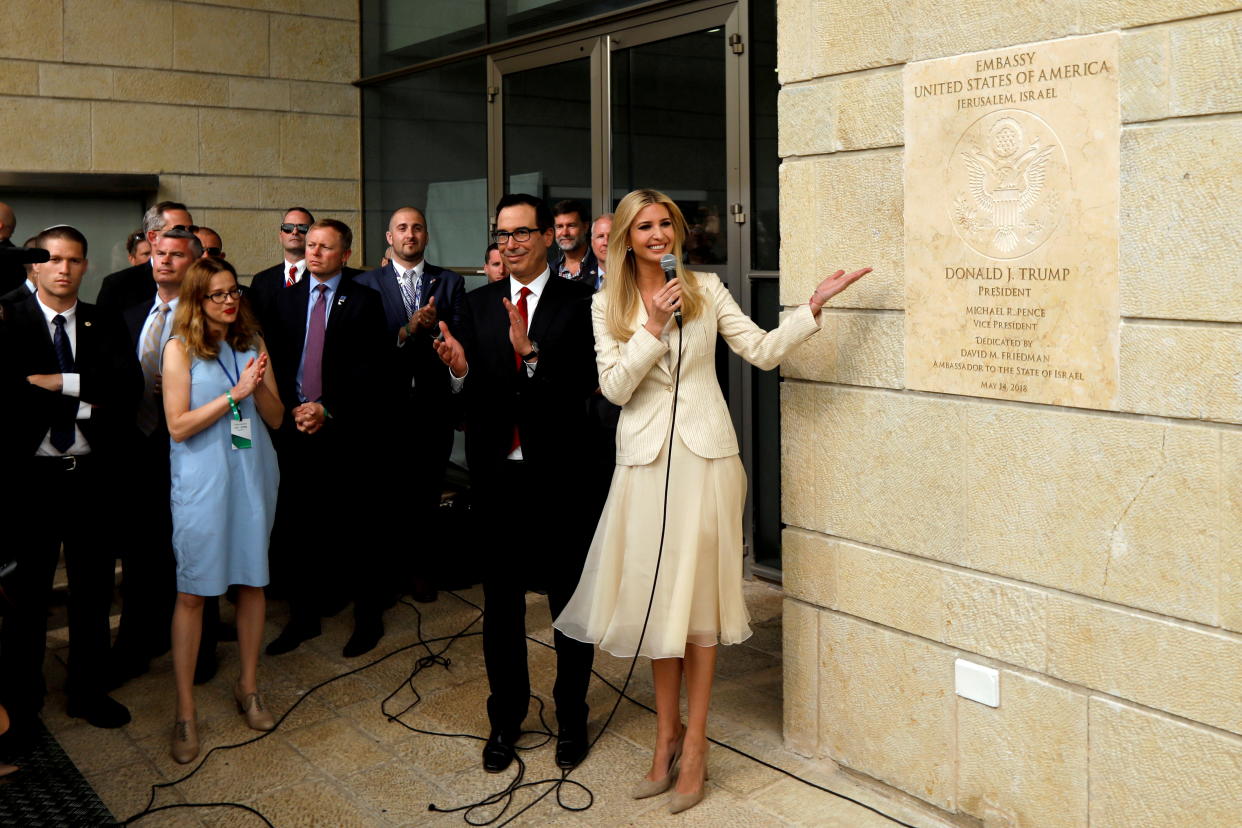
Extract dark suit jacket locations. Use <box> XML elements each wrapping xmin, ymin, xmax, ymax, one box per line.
<box><xmin>0</xmin><ymin>293</ymin><xmax>142</xmax><ymax>461</ymax></box>
<box><xmin>96</xmin><ymin>261</ymin><xmax>154</xmax><ymax>317</ymax></box>
<box><xmin>0</xmin><ymin>280</ymin><xmax>34</xmax><ymax>309</ymax></box>
<box><xmin>0</xmin><ymin>239</ymin><xmax>28</xmax><ymax>294</ymax></box>
<box><xmin>249</xmin><ymin>262</ymin><xmax>363</xmax><ymax>337</ymax></box>
<box><xmin>266</xmin><ymin>273</ymin><xmax>393</xmax><ymax>434</ymax></box>
<box><xmin>455</xmin><ymin>275</ymin><xmax>597</xmax><ymax>479</ymax></box>
<box><xmin>354</xmin><ymin>262</ymin><xmax>465</xmax><ymax>402</ymax></box>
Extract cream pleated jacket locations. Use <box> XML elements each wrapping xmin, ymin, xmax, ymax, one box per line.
<box><xmin>594</xmin><ymin>271</ymin><xmax>821</xmax><ymax>466</ymax></box>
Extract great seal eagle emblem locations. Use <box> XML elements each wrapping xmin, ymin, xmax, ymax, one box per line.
<box><xmin>948</xmin><ymin>110</ymin><xmax>1068</xmax><ymax>259</ymax></box>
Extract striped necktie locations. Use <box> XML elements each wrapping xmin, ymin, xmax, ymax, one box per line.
<box><xmin>136</xmin><ymin>302</ymin><xmax>170</xmax><ymax>436</ymax></box>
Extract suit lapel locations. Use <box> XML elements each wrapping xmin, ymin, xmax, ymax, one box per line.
<box><xmin>377</xmin><ymin>263</ymin><xmax>406</xmax><ymax>329</ymax></box>
<box><xmin>526</xmin><ymin>275</ymin><xmax>556</xmax><ymax>348</ymax></box>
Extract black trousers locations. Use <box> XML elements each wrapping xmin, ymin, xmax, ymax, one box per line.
<box><xmin>272</xmin><ymin>424</ymin><xmax>382</xmax><ymax>626</ymax></box>
<box><xmin>478</xmin><ymin>459</ymin><xmax>594</xmax><ymax>734</ymax></box>
<box><xmin>0</xmin><ymin>457</ymin><xmax>116</xmax><ymax>718</ymax></box>
<box><xmin>383</xmin><ymin>394</ymin><xmax>454</xmax><ymax>587</ymax></box>
<box><xmin>112</xmin><ymin>429</ymin><xmax>176</xmax><ymax>661</ymax></box>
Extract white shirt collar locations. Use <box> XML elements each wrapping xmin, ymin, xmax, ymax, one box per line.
<box><xmin>284</xmin><ymin>259</ymin><xmax>306</xmax><ymax>279</ymax></box>
<box><xmin>509</xmin><ymin>267</ymin><xmax>551</xmax><ymax>301</ymax></box>
<box><xmin>394</xmin><ymin>259</ymin><xmax>425</xmax><ymax>281</ymax></box>
<box><xmin>150</xmin><ymin>296</ymin><xmax>180</xmax><ymax>313</ymax></box>
<box><xmin>35</xmin><ymin>294</ymin><xmax>77</xmax><ymax>324</ymax></box>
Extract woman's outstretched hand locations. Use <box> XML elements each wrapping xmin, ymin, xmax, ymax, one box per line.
<box><xmin>809</xmin><ymin>267</ymin><xmax>871</xmax><ymax>315</ymax></box>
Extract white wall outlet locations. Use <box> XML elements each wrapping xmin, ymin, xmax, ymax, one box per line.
<box><xmin>955</xmin><ymin>659</ymin><xmax>1000</xmax><ymax>707</ymax></box>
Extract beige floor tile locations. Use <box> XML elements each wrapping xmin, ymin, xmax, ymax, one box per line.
<box><xmin>53</xmin><ymin>722</ymin><xmax>147</xmax><ymax>774</ymax></box>
<box><xmin>750</xmin><ymin>776</ymin><xmax>900</xmax><ymax>827</ymax></box>
<box><xmin>627</xmin><ymin>781</ymin><xmax>789</xmax><ymax>826</ymax></box>
<box><xmin>284</xmin><ymin>716</ymin><xmax>396</xmax><ymax>778</ymax></box>
<box><xmin>246</xmin><ymin>776</ymin><xmax>391</xmax><ymax>827</ymax></box>
<box><xmin>175</xmin><ymin>736</ymin><xmax>317</xmax><ymax>803</ymax></box>
<box><xmin>83</xmin><ymin>757</ymin><xmax>183</xmax><ymax>822</ymax></box>
<box><xmin>344</xmin><ymin>759</ymin><xmax>447</xmax><ymax>826</ymax></box>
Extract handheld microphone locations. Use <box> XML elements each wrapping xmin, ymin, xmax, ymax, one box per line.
<box><xmin>659</xmin><ymin>253</ymin><xmax>682</xmax><ymax>326</ymax></box>
<box><xmin>0</xmin><ymin>246</ymin><xmax>49</xmax><ymax>266</ymax></box>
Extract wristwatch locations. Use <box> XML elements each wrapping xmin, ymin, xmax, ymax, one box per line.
<box><xmin>521</xmin><ymin>341</ymin><xmax>540</xmax><ymax>363</ymax></box>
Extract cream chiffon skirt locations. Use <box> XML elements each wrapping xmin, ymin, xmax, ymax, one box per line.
<box><xmin>554</xmin><ymin>430</ymin><xmax>752</xmax><ymax>659</ymax></box>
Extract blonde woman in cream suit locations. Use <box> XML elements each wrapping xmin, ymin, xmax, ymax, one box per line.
<box><xmin>555</xmin><ymin>188</ymin><xmax>868</xmax><ymax>814</ymax></box>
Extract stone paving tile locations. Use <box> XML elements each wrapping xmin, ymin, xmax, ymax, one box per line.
<box><xmin>284</xmin><ymin>716</ymin><xmax>398</xmax><ymax>778</ymax></box>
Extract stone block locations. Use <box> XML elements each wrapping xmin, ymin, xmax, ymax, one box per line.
<box><xmin>777</xmin><ymin>80</ymin><xmax>838</xmax><ymax>158</ymax></box>
<box><xmin>908</xmin><ymin>1</ymin><xmax>1075</xmax><ymax>66</ymax></box>
<box><xmin>302</xmin><ymin>0</ymin><xmax>359</xmax><ymax>21</ymax></box>
<box><xmin>1120</xmin><ymin>27</ymin><xmax>1171</xmax><ymax>123</ymax></box>
<box><xmin>92</xmin><ymin>101</ymin><xmax>199</xmax><ymax>173</ymax></box>
<box><xmin>780</xmin><ymin>527</ymin><xmax>837</xmax><ymax>610</ymax></box>
<box><xmin>289</xmin><ymin>80</ymin><xmax>358</xmax><ymax>116</ymax></box>
<box><xmin>260</xmin><ymin>178</ymin><xmax>358</xmax><ymax>211</ymax></box>
<box><xmin>775</xmin><ymin>0</ymin><xmax>816</xmax><ymax>84</ymax></box>
<box><xmin>812</xmin><ymin>0</ymin><xmax>911</xmax><ymax>78</ymax></box>
<box><xmin>0</xmin><ymin>97</ymin><xmax>90</xmax><ymax>170</ymax></box>
<box><xmin>819</xmin><ymin>612</ymin><xmax>955</xmax><ymax>809</ymax></box>
<box><xmin>196</xmin><ymin>208</ymin><xmax>275</xmax><ymax>277</ymax></box>
<box><xmin>778</xmin><ymin>150</ymin><xmax>903</xmax><ymax>310</ymax></box>
<box><xmin>958</xmin><ymin>671</ymin><xmax>1088</xmax><ymax>828</ymax></box>
<box><xmin>270</xmin><ymin>15</ymin><xmax>356</xmax><ymax>83</ymax></box>
<box><xmin>1170</xmin><ymin>11</ymin><xmax>1242</xmax><ymax>117</ymax></box>
<box><xmin>942</xmin><ymin>572</ymin><xmax>1047</xmax><ymax>672</ymax></box>
<box><xmin>781</xmin><ymin>384</ymin><xmax>965</xmax><ymax>562</ymax></box>
<box><xmin>836</xmin><ymin>542</ymin><xmax>942</xmax><ymax>641</ymax></box>
<box><xmin>200</xmin><ymin>108</ymin><xmax>280</xmax><ymax>176</ymax></box>
<box><xmin>113</xmin><ymin>68</ymin><xmax>229</xmax><ymax>107</ymax></box>
<box><xmin>1120</xmin><ymin>119</ymin><xmax>1242</xmax><ymax>322</ymax></box>
<box><xmin>1077</xmin><ymin>0</ymin><xmax>1241</xmax><ymax>32</ymax></box>
<box><xmin>1047</xmin><ymin>597</ymin><xmax>1242</xmax><ymax>734</ymax></box>
<box><xmin>38</xmin><ymin>64</ymin><xmax>112</xmax><ymax>99</ymax></box>
<box><xmin>1223</xmin><ymin>431</ymin><xmax>1242</xmax><ymax>634</ymax></box>
<box><xmin>64</xmin><ymin>0</ymin><xmax>172</xmax><ymax>69</ymax></box>
<box><xmin>0</xmin><ymin>1</ymin><xmax>62</xmax><ymax>61</ymax></box>
<box><xmin>173</xmin><ymin>3</ymin><xmax>269</xmax><ymax>77</ymax></box>
<box><xmin>230</xmin><ymin>78</ymin><xmax>290</xmax><ymax>111</ymax></box>
<box><xmin>1119</xmin><ymin>322</ymin><xmax>1242</xmax><ymax>423</ymax></box>
<box><xmin>783</xmin><ymin>598</ymin><xmax>819</xmax><ymax>756</ymax></box>
<box><xmin>178</xmin><ymin>176</ymin><xmax>262</xmax><ymax>209</ymax></box>
<box><xmin>0</xmin><ymin>60</ymin><xmax>39</xmax><ymax>95</ymax></box>
<box><xmin>963</xmin><ymin>406</ymin><xmax>1219</xmax><ymax>625</ymax></box>
<box><xmin>834</xmin><ymin>68</ymin><xmax>903</xmax><ymax>151</ymax></box>
<box><xmin>1089</xmin><ymin>697</ymin><xmax>1242</xmax><ymax>827</ymax></box>
<box><xmin>780</xmin><ymin>308</ymin><xmax>903</xmax><ymax>389</ymax></box>
<box><xmin>279</xmin><ymin>112</ymin><xmax>358</xmax><ymax>179</ymax></box>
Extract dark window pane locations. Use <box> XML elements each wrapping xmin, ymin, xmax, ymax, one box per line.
<box><xmin>750</xmin><ymin>278</ymin><xmax>782</xmax><ymax>567</ymax></box>
<box><xmin>488</xmin><ymin>0</ymin><xmax>645</xmax><ymax>42</ymax></box>
<box><xmin>361</xmin><ymin>0</ymin><xmax>487</xmax><ymax>77</ymax></box>
<box><xmin>750</xmin><ymin>0</ymin><xmax>779</xmax><ymax>271</ymax></box>
<box><xmin>503</xmin><ymin>58</ymin><xmax>592</xmax><ymax>205</ymax></box>
<box><xmin>612</xmin><ymin>28</ymin><xmax>727</xmax><ymax>265</ymax></box>
<box><xmin>362</xmin><ymin>59</ymin><xmax>489</xmax><ymax>270</ymax></box>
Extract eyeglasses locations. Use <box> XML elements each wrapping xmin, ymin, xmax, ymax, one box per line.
<box><xmin>281</xmin><ymin>223</ymin><xmax>310</xmax><ymax>234</ymax></box>
<box><xmin>203</xmin><ymin>247</ymin><xmax>223</xmax><ymax>257</ymax></box>
<box><xmin>206</xmin><ymin>288</ymin><xmax>243</xmax><ymax>304</ymax></box>
<box><xmin>491</xmin><ymin>227</ymin><xmax>543</xmax><ymax>245</ymax></box>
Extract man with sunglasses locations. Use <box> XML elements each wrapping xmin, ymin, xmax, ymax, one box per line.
<box><xmin>194</xmin><ymin>226</ymin><xmax>225</xmax><ymax>260</ymax></box>
<box><xmin>97</xmin><ymin>201</ymin><xmax>193</xmax><ymax>316</ymax></box>
<box><xmin>248</xmin><ymin>207</ymin><xmax>314</xmax><ymax>334</ymax></box>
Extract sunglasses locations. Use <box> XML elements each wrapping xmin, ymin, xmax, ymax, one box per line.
<box><xmin>203</xmin><ymin>247</ymin><xmax>223</xmax><ymax>257</ymax></box>
<box><xmin>168</xmin><ymin>224</ymin><xmax>201</xmax><ymax>233</ymax></box>
<box><xmin>281</xmin><ymin>223</ymin><xmax>311</xmax><ymax>234</ymax></box>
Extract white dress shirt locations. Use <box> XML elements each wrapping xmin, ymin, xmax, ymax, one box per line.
<box><xmin>34</xmin><ymin>295</ymin><xmax>92</xmax><ymax>456</ymax></box>
<box><xmin>283</xmin><ymin>259</ymin><xmax>307</xmax><ymax>284</ymax></box>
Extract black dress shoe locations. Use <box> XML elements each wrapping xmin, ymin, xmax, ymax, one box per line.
<box><xmin>67</xmin><ymin>694</ymin><xmax>131</xmax><ymax>729</ymax></box>
<box><xmin>410</xmin><ymin>577</ymin><xmax>438</xmax><ymax>604</ymax></box>
<box><xmin>555</xmin><ymin>725</ymin><xmax>590</xmax><ymax>769</ymax></box>
<box><xmin>193</xmin><ymin>647</ymin><xmax>218</xmax><ymax>685</ymax></box>
<box><xmin>265</xmin><ymin>621</ymin><xmax>321</xmax><ymax>656</ymax></box>
<box><xmin>342</xmin><ymin>621</ymin><xmax>383</xmax><ymax>658</ymax></box>
<box><xmin>482</xmin><ymin>729</ymin><xmax>519</xmax><ymax>773</ymax></box>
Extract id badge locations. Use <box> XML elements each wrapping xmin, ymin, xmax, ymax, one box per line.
<box><xmin>230</xmin><ymin>417</ymin><xmax>253</xmax><ymax>450</ymax></box>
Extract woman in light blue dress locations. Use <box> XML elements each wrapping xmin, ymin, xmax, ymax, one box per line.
<box><xmin>161</xmin><ymin>257</ymin><xmax>283</xmax><ymax>764</ymax></box>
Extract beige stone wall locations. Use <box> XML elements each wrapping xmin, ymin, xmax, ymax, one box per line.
<box><xmin>0</xmin><ymin>0</ymin><xmax>361</xmax><ymax>273</ymax></box>
<box><xmin>777</xmin><ymin>3</ymin><xmax>1242</xmax><ymax>826</ymax></box>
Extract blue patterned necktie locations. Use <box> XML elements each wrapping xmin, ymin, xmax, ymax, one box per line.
<box><xmin>398</xmin><ymin>269</ymin><xmax>418</xmax><ymax>317</ymax></box>
<box><xmin>51</xmin><ymin>314</ymin><xmax>77</xmax><ymax>452</ymax></box>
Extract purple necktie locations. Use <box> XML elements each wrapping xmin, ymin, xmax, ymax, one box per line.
<box><xmin>302</xmin><ymin>284</ymin><xmax>328</xmax><ymax>402</ymax></box>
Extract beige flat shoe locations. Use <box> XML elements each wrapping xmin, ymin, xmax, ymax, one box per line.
<box><xmin>171</xmin><ymin>718</ymin><xmax>199</xmax><ymax>764</ymax></box>
<box><xmin>234</xmin><ymin>681</ymin><xmax>275</xmax><ymax>731</ymax></box>
<box><xmin>632</xmin><ymin>730</ymin><xmax>686</xmax><ymax>799</ymax></box>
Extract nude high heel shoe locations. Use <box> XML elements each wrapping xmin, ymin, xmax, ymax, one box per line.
<box><xmin>668</xmin><ymin>757</ymin><xmax>709</xmax><ymax>814</ymax></box>
<box><xmin>631</xmin><ymin>730</ymin><xmax>685</xmax><ymax>799</ymax></box>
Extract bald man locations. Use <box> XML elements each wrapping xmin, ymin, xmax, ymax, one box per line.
<box><xmin>0</xmin><ymin>202</ymin><xmax>27</xmax><ymax>293</ymax></box>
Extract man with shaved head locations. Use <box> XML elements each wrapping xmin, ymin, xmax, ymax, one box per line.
<box><xmin>0</xmin><ymin>202</ymin><xmax>27</xmax><ymax>293</ymax></box>
<box><xmin>355</xmin><ymin>207</ymin><xmax>466</xmax><ymax>605</ymax></box>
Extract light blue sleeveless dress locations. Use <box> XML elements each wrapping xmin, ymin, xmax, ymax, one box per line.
<box><xmin>169</xmin><ymin>340</ymin><xmax>279</xmax><ymax>596</ymax></box>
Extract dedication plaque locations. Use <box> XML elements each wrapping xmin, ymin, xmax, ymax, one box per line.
<box><xmin>903</xmin><ymin>33</ymin><xmax>1120</xmax><ymax>408</ymax></box>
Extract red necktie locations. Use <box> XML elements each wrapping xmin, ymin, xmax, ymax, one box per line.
<box><xmin>286</xmin><ymin>263</ymin><xmax>297</xmax><ymax>287</ymax></box>
<box><xmin>510</xmin><ymin>286</ymin><xmax>532</xmax><ymax>452</ymax></box>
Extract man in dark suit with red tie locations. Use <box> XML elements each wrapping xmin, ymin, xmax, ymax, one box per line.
<box><xmin>265</xmin><ymin>219</ymin><xmax>395</xmax><ymax>658</ymax></box>
<box><xmin>0</xmin><ymin>225</ymin><xmax>142</xmax><ymax>745</ymax></box>
<box><xmin>355</xmin><ymin>206</ymin><xmax>465</xmax><ymax>603</ymax></box>
<box><xmin>434</xmin><ymin>193</ymin><xmax>599</xmax><ymax>772</ymax></box>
